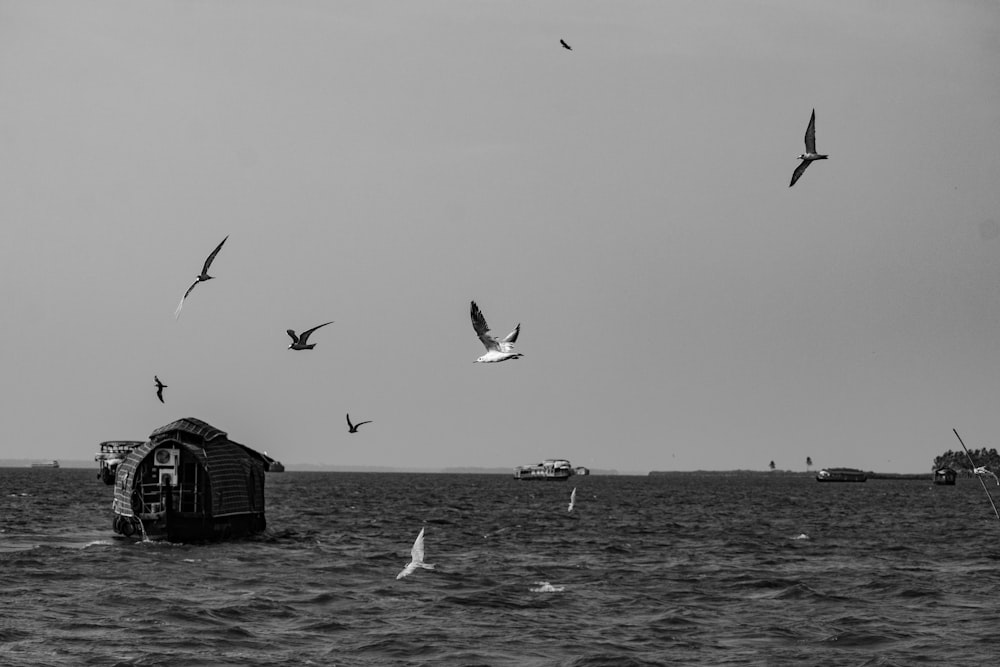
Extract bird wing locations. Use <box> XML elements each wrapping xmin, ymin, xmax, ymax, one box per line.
<box><xmin>396</xmin><ymin>561</ymin><xmax>417</xmax><ymax>580</ymax></box>
<box><xmin>174</xmin><ymin>280</ymin><xmax>199</xmax><ymax>318</ymax></box>
<box><xmin>355</xmin><ymin>421</ymin><xmax>372</xmax><ymax>428</ymax></box>
<box><xmin>346</xmin><ymin>414</ymin><xmax>354</xmax><ymax>429</ymax></box>
<box><xmin>299</xmin><ymin>321</ymin><xmax>333</xmax><ymax>344</ymax></box>
<box><xmin>286</xmin><ymin>329</ymin><xmax>300</xmax><ymax>344</ymax></box>
<box><xmin>201</xmin><ymin>235</ymin><xmax>228</xmax><ymax>276</ymax></box>
<box><xmin>470</xmin><ymin>301</ymin><xmax>499</xmax><ymax>351</ymax></box>
<box><xmin>789</xmin><ymin>160</ymin><xmax>811</xmax><ymax>187</ymax></box>
<box><xmin>804</xmin><ymin>109</ymin><xmax>817</xmax><ymax>154</ymax></box>
<box><xmin>499</xmin><ymin>323</ymin><xmax>520</xmax><ymax>351</ymax></box>
<box><xmin>411</xmin><ymin>527</ymin><xmax>426</xmax><ymax>564</ymax></box>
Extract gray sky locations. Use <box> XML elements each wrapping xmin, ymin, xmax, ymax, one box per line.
<box><xmin>2</xmin><ymin>1</ymin><xmax>999</xmax><ymax>473</ymax></box>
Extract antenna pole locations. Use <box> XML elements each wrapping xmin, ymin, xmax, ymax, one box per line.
<box><xmin>953</xmin><ymin>428</ymin><xmax>1000</xmax><ymax>521</ymax></box>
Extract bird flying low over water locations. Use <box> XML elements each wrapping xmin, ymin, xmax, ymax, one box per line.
<box><xmin>154</xmin><ymin>376</ymin><xmax>167</xmax><ymax>403</ymax></box>
<box><xmin>287</xmin><ymin>322</ymin><xmax>333</xmax><ymax>350</ymax></box>
<box><xmin>560</xmin><ymin>39</ymin><xmax>572</xmax><ymax>50</ymax></box>
<box><xmin>346</xmin><ymin>414</ymin><xmax>372</xmax><ymax>433</ymax></box>
<box><xmin>174</xmin><ymin>235</ymin><xmax>228</xmax><ymax>319</ymax></box>
<box><xmin>396</xmin><ymin>527</ymin><xmax>435</xmax><ymax>580</ymax></box>
<box><xmin>789</xmin><ymin>109</ymin><xmax>828</xmax><ymax>187</ymax></box>
<box><xmin>470</xmin><ymin>301</ymin><xmax>522</xmax><ymax>363</ymax></box>
<box><xmin>568</xmin><ymin>487</ymin><xmax>576</xmax><ymax>512</ymax></box>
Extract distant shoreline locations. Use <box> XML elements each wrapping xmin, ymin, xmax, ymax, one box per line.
<box><xmin>3</xmin><ymin>460</ymin><xmax>930</xmax><ymax>477</ymax></box>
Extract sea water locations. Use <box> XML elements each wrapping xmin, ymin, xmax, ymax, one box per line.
<box><xmin>2</xmin><ymin>468</ymin><xmax>998</xmax><ymax>666</ymax></box>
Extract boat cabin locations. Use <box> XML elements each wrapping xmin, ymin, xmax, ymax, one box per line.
<box><xmin>110</xmin><ymin>418</ymin><xmax>268</xmax><ymax>542</ymax></box>
<box><xmin>933</xmin><ymin>468</ymin><xmax>957</xmax><ymax>485</ymax></box>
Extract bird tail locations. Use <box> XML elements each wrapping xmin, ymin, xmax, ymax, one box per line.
<box><xmin>420</xmin><ymin>563</ymin><xmax>435</xmax><ymax>570</ymax></box>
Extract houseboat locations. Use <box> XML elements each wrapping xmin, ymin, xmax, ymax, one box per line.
<box><xmin>108</xmin><ymin>418</ymin><xmax>269</xmax><ymax>542</ymax></box>
<box><xmin>816</xmin><ymin>467</ymin><xmax>868</xmax><ymax>482</ymax></box>
<box><xmin>933</xmin><ymin>468</ymin><xmax>957</xmax><ymax>485</ymax></box>
<box><xmin>513</xmin><ymin>459</ymin><xmax>574</xmax><ymax>481</ymax></box>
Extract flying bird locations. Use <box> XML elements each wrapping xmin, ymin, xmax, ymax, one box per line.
<box><xmin>470</xmin><ymin>301</ymin><xmax>523</xmax><ymax>363</ymax></box>
<box><xmin>346</xmin><ymin>414</ymin><xmax>372</xmax><ymax>433</ymax></box>
<box><xmin>396</xmin><ymin>527</ymin><xmax>435</xmax><ymax>580</ymax></box>
<box><xmin>154</xmin><ymin>376</ymin><xmax>167</xmax><ymax>403</ymax></box>
<box><xmin>286</xmin><ymin>321</ymin><xmax>333</xmax><ymax>350</ymax></box>
<box><xmin>568</xmin><ymin>486</ymin><xmax>576</xmax><ymax>512</ymax></box>
<box><xmin>789</xmin><ymin>109</ymin><xmax>828</xmax><ymax>187</ymax></box>
<box><xmin>174</xmin><ymin>235</ymin><xmax>229</xmax><ymax>318</ymax></box>
<box><xmin>560</xmin><ymin>39</ymin><xmax>572</xmax><ymax>50</ymax></box>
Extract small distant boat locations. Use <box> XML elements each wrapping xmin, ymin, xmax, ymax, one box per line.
<box><xmin>934</xmin><ymin>468</ymin><xmax>957</xmax><ymax>485</ymax></box>
<box><xmin>816</xmin><ymin>467</ymin><xmax>867</xmax><ymax>482</ymax></box>
<box><xmin>30</xmin><ymin>460</ymin><xmax>60</xmax><ymax>468</ymax></box>
<box><xmin>513</xmin><ymin>459</ymin><xmax>574</xmax><ymax>481</ymax></box>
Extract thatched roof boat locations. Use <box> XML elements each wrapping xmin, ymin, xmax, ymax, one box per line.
<box><xmin>109</xmin><ymin>418</ymin><xmax>268</xmax><ymax>542</ymax></box>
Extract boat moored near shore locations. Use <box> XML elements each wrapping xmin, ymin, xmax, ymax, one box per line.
<box><xmin>816</xmin><ymin>467</ymin><xmax>867</xmax><ymax>482</ymax></box>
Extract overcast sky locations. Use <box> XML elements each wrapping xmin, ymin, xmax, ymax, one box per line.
<box><xmin>2</xmin><ymin>1</ymin><xmax>999</xmax><ymax>473</ymax></box>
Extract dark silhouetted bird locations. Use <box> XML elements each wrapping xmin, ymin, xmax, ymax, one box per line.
<box><xmin>174</xmin><ymin>235</ymin><xmax>228</xmax><ymax>318</ymax></box>
<box><xmin>789</xmin><ymin>109</ymin><xmax>828</xmax><ymax>187</ymax></box>
<box><xmin>560</xmin><ymin>39</ymin><xmax>572</xmax><ymax>50</ymax></box>
<box><xmin>154</xmin><ymin>376</ymin><xmax>167</xmax><ymax>403</ymax></box>
<box><xmin>287</xmin><ymin>321</ymin><xmax>333</xmax><ymax>350</ymax></box>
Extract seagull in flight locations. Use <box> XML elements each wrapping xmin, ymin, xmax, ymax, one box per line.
<box><xmin>789</xmin><ymin>109</ymin><xmax>828</xmax><ymax>187</ymax></box>
<box><xmin>560</xmin><ymin>39</ymin><xmax>572</xmax><ymax>50</ymax></box>
<box><xmin>568</xmin><ymin>486</ymin><xmax>576</xmax><ymax>512</ymax></box>
<box><xmin>174</xmin><ymin>235</ymin><xmax>228</xmax><ymax>318</ymax></box>
<box><xmin>470</xmin><ymin>301</ymin><xmax>522</xmax><ymax>363</ymax></box>
<box><xmin>396</xmin><ymin>527</ymin><xmax>435</xmax><ymax>580</ymax></box>
<box><xmin>346</xmin><ymin>413</ymin><xmax>372</xmax><ymax>433</ymax></box>
<box><xmin>287</xmin><ymin>322</ymin><xmax>333</xmax><ymax>350</ymax></box>
<box><xmin>154</xmin><ymin>376</ymin><xmax>167</xmax><ymax>404</ymax></box>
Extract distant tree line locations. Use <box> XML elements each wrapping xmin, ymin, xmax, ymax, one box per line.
<box><xmin>933</xmin><ymin>447</ymin><xmax>1000</xmax><ymax>472</ymax></box>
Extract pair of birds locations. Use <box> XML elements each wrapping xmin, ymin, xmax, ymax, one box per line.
<box><xmin>172</xmin><ymin>235</ymin><xmax>336</xmax><ymax>350</ymax></box>
<box><xmin>153</xmin><ymin>375</ymin><xmax>371</xmax><ymax>434</ymax></box>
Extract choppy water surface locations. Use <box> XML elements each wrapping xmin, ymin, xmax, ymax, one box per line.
<box><xmin>2</xmin><ymin>468</ymin><xmax>999</xmax><ymax>666</ymax></box>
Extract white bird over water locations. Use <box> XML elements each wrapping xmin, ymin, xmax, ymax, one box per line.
<box><xmin>470</xmin><ymin>301</ymin><xmax>522</xmax><ymax>363</ymax></box>
<box><xmin>568</xmin><ymin>487</ymin><xmax>576</xmax><ymax>512</ymax></box>
<box><xmin>287</xmin><ymin>321</ymin><xmax>333</xmax><ymax>350</ymax></box>
<box><xmin>396</xmin><ymin>527</ymin><xmax>435</xmax><ymax>580</ymax></box>
<box><xmin>174</xmin><ymin>235</ymin><xmax>228</xmax><ymax>319</ymax></box>
<box><xmin>789</xmin><ymin>109</ymin><xmax>828</xmax><ymax>187</ymax></box>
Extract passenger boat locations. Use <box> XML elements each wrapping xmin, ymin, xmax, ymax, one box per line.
<box><xmin>816</xmin><ymin>467</ymin><xmax>867</xmax><ymax>482</ymax></box>
<box><xmin>95</xmin><ymin>441</ymin><xmax>144</xmax><ymax>484</ymax></box>
<box><xmin>106</xmin><ymin>418</ymin><xmax>269</xmax><ymax>542</ymax></box>
<box><xmin>30</xmin><ymin>460</ymin><xmax>60</xmax><ymax>468</ymax></box>
<box><xmin>513</xmin><ymin>459</ymin><xmax>574</xmax><ymax>480</ymax></box>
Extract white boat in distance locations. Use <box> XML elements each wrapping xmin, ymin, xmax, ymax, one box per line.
<box><xmin>513</xmin><ymin>459</ymin><xmax>574</xmax><ymax>481</ymax></box>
